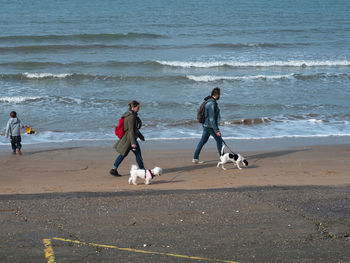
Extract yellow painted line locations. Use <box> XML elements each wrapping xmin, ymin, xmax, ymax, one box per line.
<box><xmin>43</xmin><ymin>239</ymin><xmax>56</xmax><ymax>263</ymax></box>
<box><xmin>52</xmin><ymin>237</ymin><xmax>238</xmax><ymax>263</ymax></box>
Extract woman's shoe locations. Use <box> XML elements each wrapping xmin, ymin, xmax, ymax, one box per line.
<box><xmin>109</xmin><ymin>169</ymin><xmax>121</xmax><ymax>177</ymax></box>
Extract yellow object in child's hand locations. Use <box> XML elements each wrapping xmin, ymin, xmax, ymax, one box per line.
<box><xmin>26</xmin><ymin>126</ymin><xmax>35</xmax><ymax>134</ymax></box>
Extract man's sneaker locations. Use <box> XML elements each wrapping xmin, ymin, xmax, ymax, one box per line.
<box><xmin>17</xmin><ymin>149</ymin><xmax>22</xmax><ymax>155</ymax></box>
<box><xmin>192</xmin><ymin>159</ymin><xmax>204</xmax><ymax>164</ymax></box>
<box><xmin>12</xmin><ymin>151</ymin><xmax>16</xmax><ymax>155</ymax></box>
<box><xmin>109</xmin><ymin>168</ymin><xmax>121</xmax><ymax>177</ymax></box>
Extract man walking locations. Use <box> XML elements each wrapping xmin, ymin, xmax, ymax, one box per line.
<box><xmin>193</xmin><ymin>87</ymin><xmax>222</xmax><ymax>163</ymax></box>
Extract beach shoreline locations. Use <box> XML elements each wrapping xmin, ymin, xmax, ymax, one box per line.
<box><xmin>1</xmin><ymin>134</ymin><xmax>350</xmax><ymax>152</ymax></box>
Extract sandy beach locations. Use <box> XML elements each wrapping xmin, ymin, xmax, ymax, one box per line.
<box><xmin>1</xmin><ymin>140</ymin><xmax>349</xmax><ymax>195</ymax></box>
<box><xmin>1</xmin><ymin>140</ymin><xmax>350</xmax><ymax>262</ymax></box>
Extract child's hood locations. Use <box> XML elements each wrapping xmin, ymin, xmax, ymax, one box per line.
<box><xmin>9</xmin><ymin>117</ymin><xmax>20</xmax><ymax>125</ymax></box>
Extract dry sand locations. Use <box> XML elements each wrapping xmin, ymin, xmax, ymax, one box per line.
<box><xmin>1</xmin><ymin>143</ymin><xmax>349</xmax><ymax>195</ymax></box>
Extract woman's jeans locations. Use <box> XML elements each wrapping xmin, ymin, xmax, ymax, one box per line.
<box><xmin>194</xmin><ymin>127</ymin><xmax>222</xmax><ymax>159</ymax></box>
<box><xmin>113</xmin><ymin>141</ymin><xmax>144</xmax><ymax>170</ymax></box>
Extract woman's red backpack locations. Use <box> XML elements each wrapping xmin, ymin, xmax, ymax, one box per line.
<box><xmin>114</xmin><ymin>117</ymin><xmax>125</xmax><ymax>139</ymax></box>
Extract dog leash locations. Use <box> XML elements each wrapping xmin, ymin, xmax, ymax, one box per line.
<box><xmin>221</xmin><ymin>137</ymin><xmax>236</xmax><ymax>154</ymax></box>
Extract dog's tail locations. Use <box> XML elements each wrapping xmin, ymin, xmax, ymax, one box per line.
<box><xmin>221</xmin><ymin>145</ymin><xmax>226</xmax><ymax>156</ymax></box>
<box><xmin>130</xmin><ymin>164</ymin><xmax>139</xmax><ymax>171</ymax></box>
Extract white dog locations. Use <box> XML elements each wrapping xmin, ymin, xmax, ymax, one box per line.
<box><xmin>128</xmin><ymin>164</ymin><xmax>163</xmax><ymax>185</ymax></box>
<box><xmin>217</xmin><ymin>145</ymin><xmax>248</xmax><ymax>170</ymax></box>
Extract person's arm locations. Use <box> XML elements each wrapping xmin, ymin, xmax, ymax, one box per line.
<box><xmin>5</xmin><ymin>120</ymin><xmax>11</xmax><ymax>138</ymax></box>
<box><xmin>138</xmin><ymin>131</ymin><xmax>145</xmax><ymax>141</ymax></box>
<box><xmin>136</xmin><ymin>116</ymin><xmax>145</xmax><ymax>141</ymax></box>
<box><xmin>127</xmin><ymin>115</ymin><xmax>137</xmax><ymax>147</ymax></box>
<box><xmin>20</xmin><ymin>119</ymin><xmax>25</xmax><ymax>129</ymax></box>
<box><xmin>207</xmin><ymin>102</ymin><xmax>220</xmax><ymax>134</ymax></box>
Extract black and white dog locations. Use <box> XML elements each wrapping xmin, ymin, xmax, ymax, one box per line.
<box><xmin>217</xmin><ymin>145</ymin><xmax>248</xmax><ymax>170</ymax></box>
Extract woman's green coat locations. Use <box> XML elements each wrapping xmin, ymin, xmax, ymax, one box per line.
<box><xmin>114</xmin><ymin>110</ymin><xmax>143</xmax><ymax>155</ymax></box>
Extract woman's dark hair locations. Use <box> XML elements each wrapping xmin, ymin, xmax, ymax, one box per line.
<box><xmin>211</xmin><ymin>87</ymin><xmax>220</xmax><ymax>96</ymax></box>
<box><xmin>10</xmin><ymin>111</ymin><xmax>17</xmax><ymax>118</ymax></box>
<box><xmin>128</xmin><ymin>100</ymin><xmax>140</xmax><ymax>110</ymax></box>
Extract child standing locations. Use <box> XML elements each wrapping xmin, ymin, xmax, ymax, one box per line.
<box><xmin>5</xmin><ymin>111</ymin><xmax>25</xmax><ymax>155</ymax></box>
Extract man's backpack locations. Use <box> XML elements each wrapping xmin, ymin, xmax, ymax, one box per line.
<box><xmin>197</xmin><ymin>101</ymin><xmax>208</xmax><ymax>123</ymax></box>
<box><xmin>114</xmin><ymin>117</ymin><xmax>125</xmax><ymax>139</ymax></box>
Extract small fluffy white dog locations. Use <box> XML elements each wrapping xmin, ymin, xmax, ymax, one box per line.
<box><xmin>217</xmin><ymin>145</ymin><xmax>248</xmax><ymax>170</ymax></box>
<box><xmin>128</xmin><ymin>164</ymin><xmax>163</xmax><ymax>185</ymax></box>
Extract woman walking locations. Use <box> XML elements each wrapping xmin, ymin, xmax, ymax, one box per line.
<box><xmin>110</xmin><ymin>100</ymin><xmax>145</xmax><ymax>177</ymax></box>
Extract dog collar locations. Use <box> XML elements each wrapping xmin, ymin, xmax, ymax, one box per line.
<box><xmin>145</xmin><ymin>169</ymin><xmax>155</xmax><ymax>179</ymax></box>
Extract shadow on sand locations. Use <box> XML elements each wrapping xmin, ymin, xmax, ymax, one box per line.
<box><xmin>247</xmin><ymin>148</ymin><xmax>309</xmax><ymax>160</ymax></box>
<box><xmin>163</xmin><ymin>160</ymin><xmax>218</xmax><ymax>174</ymax></box>
<box><xmin>163</xmin><ymin>148</ymin><xmax>309</xmax><ymax>173</ymax></box>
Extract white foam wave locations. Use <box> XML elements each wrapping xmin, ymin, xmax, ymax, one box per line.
<box><xmin>158</xmin><ymin>60</ymin><xmax>350</xmax><ymax>68</ymax></box>
<box><xmin>1</xmin><ymin>129</ymin><xmax>349</xmax><ymax>147</ymax></box>
<box><xmin>308</xmin><ymin>119</ymin><xmax>324</xmax><ymax>124</ymax></box>
<box><xmin>0</xmin><ymin>96</ymin><xmax>44</xmax><ymax>103</ymax></box>
<box><xmin>0</xmin><ymin>130</ymin><xmax>114</xmax><ymax>146</ymax></box>
<box><xmin>221</xmin><ymin>134</ymin><xmax>350</xmax><ymax>140</ymax></box>
<box><xmin>187</xmin><ymin>74</ymin><xmax>294</xmax><ymax>82</ymax></box>
<box><xmin>23</xmin><ymin>72</ymin><xmax>72</xmax><ymax>79</ymax></box>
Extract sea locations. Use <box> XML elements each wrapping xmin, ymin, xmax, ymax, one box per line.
<box><xmin>1</xmin><ymin>0</ymin><xmax>350</xmax><ymax>147</ymax></box>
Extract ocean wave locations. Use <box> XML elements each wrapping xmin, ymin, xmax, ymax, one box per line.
<box><xmin>0</xmin><ymin>72</ymin><xmax>76</xmax><ymax>80</ymax></box>
<box><xmin>187</xmin><ymin>73</ymin><xmax>350</xmax><ymax>82</ymax></box>
<box><xmin>0</xmin><ymin>44</ymin><xmax>179</xmax><ymax>53</ymax></box>
<box><xmin>0</xmin><ymin>95</ymin><xmax>87</xmax><ymax>105</ymax></box>
<box><xmin>23</xmin><ymin>72</ymin><xmax>73</xmax><ymax>79</ymax></box>
<box><xmin>186</xmin><ymin>74</ymin><xmax>295</xmax><ymax>82</ymax></box>
<box><xmin>206</xmin><ymin>42</ymin><xmax>309</xmax><ymax>49</ymax></box>
<box><xmin>293</xmin><ymin>73</ymin><xmax>350</xmax><ymax>80</ymax></box>
<box><xmin>0</xmin><ymin>72</ymin><xmax>78</xmax><ymax>80</ymax></box>
<box><xmin>0</xmin><ymin>61</ymin><xmax>155</xmax><ymax>69</ymax></box>
<box><xmin>223</xmin><ymin>115</ymin><xmax>343</xmax><ymax>126</ymax></box>
<box><xmin>2</xmin><ymin>71</ymin><xmax>349</xmax><ymax>83</ymax></box>
<box><xmin>0</xmin><ymin>72</ymin><xmax>187</xmax><ymax>82</ymax></box>
<box><xmin>0</xmin><ymin>95</ymin><xmax>191</xmax><ymax>107</ymax></box>
<box><xmin>0</xmin><ymin>96</ymin><xmax>45</xmax><ymax>103</ymax></box>
<box><xmin>0</xmin><ymin>95</ymin><xmax>118</xmax><ymax>105</ymax></box>
<box><xmin>156</xmin><ymin>60</ymin><xmax>350</xmax><ymax>68</ymax></box>
<box><xmin>0</xmin><ymin>42</ymin><xmax>311</xmax><ymax>54</ymax></box>
<box><xmin>0</xmin><ymin>33</ymin><xmax>167</xmax><ymax>42</ymax></box>
<box><xmin>0</xmin><ymin>44</ymin><xmax>131</xmax><ymax>53</ymax></box>
<box><xmin>4</xmin><ymin>60</ymin><xmax>349</xmax><ymax>71</ymax></box>
<box><xmin>0</xmin><ymin>94</ymin><xmax>175</xmax><ymax>106</ymax></box>
<box><xmin>0</xmin><ymin>61</ymin><xmax>68</xmax><ymax>68</ymax></box>
<box><xmin>0</xmin><ymin>72</ymin><xmax>318</xmax><ymax>83</ymax></box>
<box><xmin>145</xmin><ymin>115</ymin><xmax>335</xmax><ymax>128</ymax></box>
<box><xmin>223</xmin><ymin>118</ymin><xmax>272</xmax><ymax>125</ymax></box>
